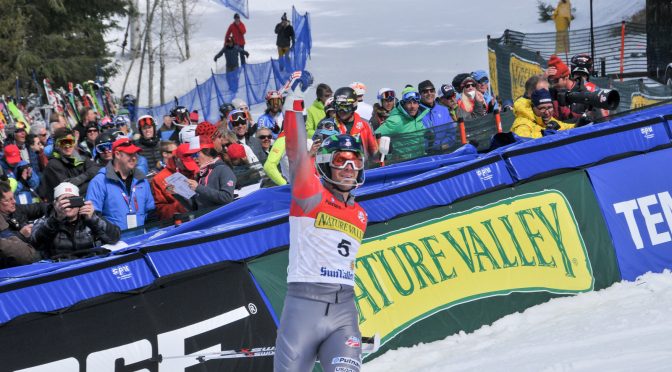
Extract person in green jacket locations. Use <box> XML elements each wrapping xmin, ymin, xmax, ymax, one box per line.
<box><xmin>305</xmin><ymin>83</ymin><xmax>332</xmax><ymax>138</ymax></box>
<box><xmin>375</xmin><ymin>87</ymin><xmax>430</xmax><ymax>162</ymax></box>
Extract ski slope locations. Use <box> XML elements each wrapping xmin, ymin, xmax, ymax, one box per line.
<box><xmin>107</xmin><ymin>0</ymin><xmax>644</xmax><ymax>112</ymax></box>
<box><xmin>365</xmin><ymin>271</ymin><xmax>672</xmax><ymax>371</ymax></box>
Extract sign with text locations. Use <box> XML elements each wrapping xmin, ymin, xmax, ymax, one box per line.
<box><xmin>509</xmin><ymin>53</ymin><xmax>543</xmax><ymax>101</ymax></box>
<box><xmin>354</xmin><ymin>190</ymin><xmax>594</xmax><ymax>344</ymax></box>
<box><xmin>588</xmin><ymin>148</ymin><xmax>672</xmax><ymax>281</ymax></box>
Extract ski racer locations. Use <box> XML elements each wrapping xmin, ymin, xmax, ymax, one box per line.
<box><xmin>256</xmin><ymin>90</ymin><xmax>284</xmax><ymax>139</ymax></box>
<box><xmin>274</xmin><ymin>70</ymin><xmax>367</xmax><ymax>372</ymax></box>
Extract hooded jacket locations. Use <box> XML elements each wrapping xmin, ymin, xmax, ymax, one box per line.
<box><xmin>86</xmin><ymin>162</ymin><xmax>155</xmax><ymax>230</ymax></box>
<box><xmin>40</xmin><ymin>150</ymin><xmax>100</xmax><ymax>201</ymax></box>
<box><xmin>150</xmin><ymin>158</ymin><xmax>191</xmax><ymax>221</ymax></box>
<box><xmin>511</xmin><ymin>112</ymin><xmax>575</xmax><ymax>139</ymax></box>
<box><xmin>375</xmin><ymin>102</ymin><xmax>430</xmax><ymax>161</ymax></box>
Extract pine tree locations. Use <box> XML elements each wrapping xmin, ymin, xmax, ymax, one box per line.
<box><xmin>0</xmin><ymin>0</ymin><xmax>128</xmax><ymax>95</ymax></box>
<box><xmin>537</xmin><ymin>1</ymin><xmax>554</xmax><ymax>23</ymax></box>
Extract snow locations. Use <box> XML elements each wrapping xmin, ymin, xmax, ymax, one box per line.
<box><xmin>105</xmin><ymin>2</ymin><xmax>665</xmax><ymax>368</ymax></box>
<box><xmin>365</xmin><ymin>271</ymin><xmax>672</xmax><ymax>371</ymax></box>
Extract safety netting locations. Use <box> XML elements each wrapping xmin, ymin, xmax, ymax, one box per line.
<box><xmin>136</xmin><ymin>6</ymin><xmax>311</xmax><ymax>123</ymax></box>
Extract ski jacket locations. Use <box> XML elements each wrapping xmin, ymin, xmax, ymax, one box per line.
<box><xmin>257</xmin><ymin>111</ymin><xmax>284</xmax><ymax>139</ymax></box>
<box><xmin>193</xmin><ymin>159</ymin><xmax>236</xmax><ymax>210</ymax></box>
<box><xmin>285</xmin><ymin>96</ymin><xmax>368</xmax><ymax>287</ymax></box>
<box><xmin>263</xmin><ymin>134</ymin><xmax>289</xmax><ymax>186</ymax></box>
<box><xmin>0</xmin><ymin>235</ymin><xmax>39</xmax><ymax>269</ymax></box>
<box><xmin>135</xmin><ymin>136</ymin><xmax>162</xmax><ymax>172</ymax></box>
<box><xmin>150</xmin><ymin>161</ymin><xmax>191</xmax><ymax>221</ymax></box>
<box><xmin>375</xmin><ymin>103</ymin><xmax>430</xmax><ymax>161</ymax></box>
<box><xmin>31</xmin><ymin>209</ymin><xmax>120</xmax><ymax>259</ymax></box>
<box><xmin>511</xmin><ymin>113</ymin><xmax>575</xmax><ymax>139</ymax></box>
<box><xmin>335</xmin><ymin>112</ymin><xmax>378</xmax><ymax>159</ymax></box>
<box><xmin>225</xmin><ymin>21</ymin><xmax>247</xmax><ymax>46</ymax></box>
<box><xmin>421</xmin><ymin>101</ymin><xmax>457</xmax><ymax>151</ymax></box>
<box><xmin>457</xmin><ymin>95</ymin><xmax>487</xmax><ymax>120</ymax></box>
<box><xmin>86</xmin><ymin>163</ymin><xmax>155</xmax><ymax>230</ymax></box>
<box><xmin>274</xmin><ymin>22</ymin><xmax>295</xmax><ymax>48</ymax></box>
<box><xmin>305</xmin><ymin>99</ymin><xmax>326</xmax><ymax>138</ymax></box>
<box><xmin>40</xmin><ymin>151</ymin><xmax>100</xmax><ymax>202</ymax></box>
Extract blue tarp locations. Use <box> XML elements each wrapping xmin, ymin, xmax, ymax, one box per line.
<box><xmin>1</xmin><ymin>103</ymin><xmax>671</xmax><ymax>324</ymax></box>
<box><xmin>135</xmin><ymin>7</ymin><xmax>312</xmax><ymax>123</ymax></box>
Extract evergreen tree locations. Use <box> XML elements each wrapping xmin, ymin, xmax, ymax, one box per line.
<box><xmin>0</xmin><ymin>0</ymin><xmax>128</xmax><ymax>95</ymax></box>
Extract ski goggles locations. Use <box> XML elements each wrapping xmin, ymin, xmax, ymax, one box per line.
<box><xmin>56</xmin><ymin>136</ymin><xmax>75</xmax><ymax>148</ymax></box>
<box><xmin>401</xmin><ymin>91</ymin><xmax>421</xmax><ymax>103</ymax></box>
<box><xmin>335</xmin><ymin>103</ymin><xmax>355</xmax><ymax>114</ymax></box>
<box><xmin>138</xmin><ymin>117</ymin><xmax>155</xmax><ymax>128</ymax></box>
<box><xmin>267</xmin><ymin>98</ymin><xmax>282</xmax><ymax>106</ymax></box>
<box><xmin>229</xmin><ymin>111</ymin><xmax>247</xmax><ymax>125</ymax></box>
<box><xmin>95</xmin><ymin>142</ymin><xmax>113</xmax><ymax>153</ymax></box>
<box><xmin>379</xmin><ymin>91</ymin><xmax>396</xmax><ymax>101</ymax></box>
<box><xmin>330</xmin><ymin>151</ymin><xmax>364</xmax><ymax>170</ymax></box>
<box><xmin>317</xmin><ymin>120</ymin><xmax>336</xmax><ymax>131</ymax></box>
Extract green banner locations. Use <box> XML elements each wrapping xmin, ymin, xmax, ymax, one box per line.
<box><xmin>249</xmin><ymin>171</ymin><xmax>621</xmax><ymax>363</ymax></box>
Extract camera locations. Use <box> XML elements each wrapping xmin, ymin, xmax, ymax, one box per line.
<box><xmin>556</xmin><ymin>88</ymin><xmax>620</xmax><ymax>110</ymax></box>
<box><xmin>67</xmin><ymin>196</ymin><xmax>85</xmax><ymax>208</ymax></box>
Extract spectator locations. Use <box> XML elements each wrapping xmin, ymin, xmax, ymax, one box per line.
<box><xmin>28</xmin><ymin>133</ymin><xmax>48</xmax><ymax>172</ymax></box>
<box><xmin>457</xmin><ymin>76</ymin><xmax>487</xmax><ymax>120</ymax></box>
<box><xmin>305</xmin><ymin>83</ymin><xmax>333</xmax><ymax>138</ymax></box>
<box><xmin>78</xmin><ymin>121</ymin><xmax>99</xmax><ymax>159</ymax></box>
<box><xmin>112</xmin><ymin>114</ymin><xmax>133</xmax><ymax>138</ymax></box>
<box><xmin>513</xmin><ymin>74</ymin><xmax>550</xmax><ymax>126</ymax></box>
<box><xmin>0</xmin><ymin>182</ymin><xmax>46</xmax><ymax>243</ymax></box>
<box><xmin>418</xmin><ymin>80</ymin><xmax>456</xmax><ymax>151</ymax></box>
<box><xmin>225</xmin><ymin>13</ymin><xmax>247</xmax><ymax>66</ymax></box>
<box><xmin>159</xmin><ymin>140</ymin><xmax>177</xmax><ymax>169</ymax></box>
<box><xmin>75</xmin><ymin>107</ymin><xmax>98</xmax><ymax>141</ymax></box>
<box><xmin>0</xmin><ymin>144</ymin><xmax>22</xmax><ymax>176</ymax></box>
<box><xmin>552</xmin><ymin>0</ymin><xmax>572</xmax><ymax>55</ymax></box>
<box><xmin>150</xmin><ymin>143</ymin><xmax>198</xmax><ymax>221</ymax></box>
<box><xmin>472</xmin><ymin>70</ymin><xmax>499</xmax><ymax>112</ymax></box>
<box><xmin>257</xmin><ymin>91</ymin><xmax>284</xmax><ymax>138</ymax></box>
<box><xmin>214</xmin><ymin>35</ymin><xmax>248</xmax><ymax>72</ymax></box>
<box><xmin>275</xmin><ymin>12</ymin><xmax>295</xmax><ymax>58</ymax></box>
<box><xmin>350</xmin><ymin>81</ymin><xmax>374</xmax><ymax>121</ymax></box>
<box><xmin>40</xmin><ymin>129</ymin><xmax>99</xmax><ymax>202</ymax></box>
<box><xmin>254</xmin><ymin>127</ymin><xmax>273</xmax><ymax>165</ymax></box>
<box><xmin>511</xmin><ymin>88</ymin><xmax>574</xmax><ymax>139</ymax></box>
<box><xmin>86</xmin><ymin>138</ymin><xmax>155</xmax><ymax>230</ymax></box>
<box><xmin>216</xmin><ymin>102</ymin><xmax>236</xmax><ymax>128</ymax></box>
<box><xmin>31</xmin><ymin>182</ymin><xmax>120</xmax><ymax>259</ymax></box>
<box><xmin>370</xmin><ymin>88</ymin><xmax>396</xmax><ymax>131</ymax></box>
<box><xmin>34</xmin><ymin>123</ymin><xmax>49</xmax><ymax>146</ymax></box>
<box><xmin>0</xmin><ymin>234</ymin><xmax>39</xmax><ymax>269</ymax></box>
<box><xmin>375</xmin><ymin>87</ymin><xmax>429</xmax><ymax>161</ymax></box>
<box><xmin>93</xmin><ymin>129</ymin><xmax>118</xmax><ymax>167</ymax></box>
<box><xmin>332</xmin><ymin>87</ymin><xmax>378</xmax><ymax>158</ymax></box>
<box><xmin>135</xmin><ymin>115</ymin><xmax>162</xmax><ymax>172</ymax></box>
<box><xmin>232</xmin><ymin>98</ymin><xmax>255</xmax><ymax>134</ymax></box>
<box><xmin>187</xmin><ymin>136</ymin><xmax>236</xmax><ymax>209</ymax></box>
<box><xmin>10</xmin><ymin>121</ymin><xmax>31</xmax><ymax>163</ymax></box>
<box><xmin>437</xmin><ymin>84</ymin><xmax>459</xmax><ymax>122</ymax></box>
<box><xmin>159</xmin><ymin>115</ymin><xmax>180</xmax><ymax>141</ymax></box>
<box><xmin>13</xmin><ymin>161</ymin><xmax>40</xmax><ymax>205</ymax></box>
<box><xmin>44</xmin><ymin>115</ymin><xmax>66</xmax><ymax>157</ymax></box>
<box><xmin>227</xmin><ymin>110</ymin><xmax>262</xmax><ymax>166</ymax></box>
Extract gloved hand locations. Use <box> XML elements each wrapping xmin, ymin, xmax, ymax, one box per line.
<box><xmin>214</xmin><ymin>55</ymin><xmax>219</xmax><ymax>62</ymax></box>
<box><xmin>281</xmin><ymin>70</ymin><xmax>313</xmax><ymax>112</ymax></box>
<box><xmin>546</xmin><ymin>120</ymin><xmax>561</xmax><ymax>131</ymax></box>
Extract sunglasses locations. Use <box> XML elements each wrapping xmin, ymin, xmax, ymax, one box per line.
<box><xmin>421</xmin><ymin>88</ymin><xmax>436</xmax><ymax>94</ymax></box>
<box><xmin>258</xmin><ymin>135</ymin><xmax>272</xmax><ymax>140</ymax></box>
<box><xmin>318</xmin><ymin>122</ymin><xmax>336</xmax><ymax>131</ymax></box>
<box><xmin>87</xmin><ymin>128</ymin><xmax>99</xmax><ymax>133</ymax></box>
<box><xmin>478</xmin><ymin>78</ymin><xmax>489</xmax><ymax>84</ymax></box>
<box><xmin>95</xmin><ymin>143</ymin><xmax>112</xmax><ymax>153</ymax></box>
<box><xmin>330</xmin><ymin>151</ymin><xmax>364</xmax><ymax>170</ymax></box>
<box><xmin>463</xmin><ymin>83</ymin><xmax>476</xmax><ymax>88</ymax></box>
<box><xmin>38</xmin><ymin>133</ymin><xmax>48</xmax><ymax>137</ymax></box>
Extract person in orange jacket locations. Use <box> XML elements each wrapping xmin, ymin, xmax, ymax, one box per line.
<box><xmin>150</xmin><ymin>143</ymin><xmax>199</xmax><ymax>221</ymax></box>
<box><xmin>332</xmin><ymin>87</ymin><xmax>378</xmax><ymax>160</ymax></box>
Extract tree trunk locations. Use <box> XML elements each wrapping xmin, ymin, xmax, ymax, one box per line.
<box><xmin>147</xmin><ymin>0</ymin><xmax>154</xmax><ymax>106</ymax></box>
<box><xmin>135</xmin><ymin>0</ymin><xmax>160</xmax><ymax>107</ymax></box>
<box><xmin>130</xmin><ymin>0</ymin><xmax>141</xmax><ymax>58</ymax></box>
<box><xmin>181</xmin><ymin>0</ymin><xmax>190</xmax><ymax>59</ymax></box>
<box><xmin>159</xmin><ymin>0</ymin><xmax>166</xmax><ymax>105</ymax></box>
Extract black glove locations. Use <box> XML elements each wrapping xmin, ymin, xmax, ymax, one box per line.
<box><xmin>214</xmin><ymin>55</ymin><xmax>219</xmax><ymax>62</ymax></box>
<box><xmin>575</xmin><ymin>114</ymin><xmax>592</xmax><ymax>127</ymax></box>
<box><xmin>546</xmin><ymin>120</ymin><xmax>561</xmax><ymax>131</ymax></box>
<box><xmin>272</xmin><ymin>124</ymin><xmax>280</xmax><ymax>134</ymax></box>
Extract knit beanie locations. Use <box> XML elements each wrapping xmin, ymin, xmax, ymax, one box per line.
<box><xmin>548</xmin><ymin>55</ymin><xmax>570</xmax><ymax>79</ymax></box>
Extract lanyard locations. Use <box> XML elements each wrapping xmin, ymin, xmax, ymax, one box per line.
<box><xmin>120</xmin><ymin>185</ymin><xmax>138</xmax><ymax>213</ymax></box>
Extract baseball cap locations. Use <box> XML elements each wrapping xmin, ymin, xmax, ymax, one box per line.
<box><xmin>175</xmin><ymin>143</ymin><xmax>199</xmax><ymax>172</ymax></box>
<box><xmin>189</xmin><ymin>111</ymin><xmax>199</xmax><ymax>123</ymax></box>
<box><xmin>3</xmin><ymin>144</ymin><xmax>21</xmax><ymax>164</ymax></box>
<box><xmin>54</xmin><ymin>182</ymin><xmax>79</xmax><ymax>199</ymax></box>
<box><xmin>471</xmin><ymin>70</ymin><xmax>489</xmax><ymax>83</ymax></box>
<box><xmin>112</xmin><ymin>138</ymin><xmax>142</xmax><ymax>154</ymax></box>
<box><xmin>439</xmin><ymin>84</ymin><xmax>456</xmax><ymax>99</ymax></box>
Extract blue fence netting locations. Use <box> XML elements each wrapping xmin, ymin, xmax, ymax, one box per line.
<box><xmin>136</xmin><ymin>6</ymin><xmax>312</xmax><ymax>123</ymax></box>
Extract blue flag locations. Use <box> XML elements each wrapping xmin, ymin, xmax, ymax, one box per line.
<box><xmin>218</xmin><ymin>0</ymin><xmax>249</xmax><ymax>18</ymax></box>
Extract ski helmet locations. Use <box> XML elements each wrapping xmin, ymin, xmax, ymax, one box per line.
<box><xmin>227</xmin><ymin>109</ymin><xmax>247</xmax><ymax>129</ymax></box>
<box><xmin>265</xmin><ymin>90</ymin><xmax>282</xmax><ymax>110</ymax></box>
<box><xmin>313</xmin><ymin>118</ymin><xmax>339</xmax><ymax>141</ymax></box>
<box><xmin>349</xmin><ymin>82</ymin><xmax>367</xmax><ymax>96</ymax></box>
<box><xmin>333</xmin><ymin>87</ymin><xmax>358</xmax><ymax>115</ymax></box>
<box><xmin>315</xmin><ymin>134</ymin><xmax>366</xmax><ymax>190</ymax></box>
<box><xmin>377</xmin><ymin>88</ymin><xmax>396</xmax><ymax>102</ymax></box>
<box><xmin>570</xmin><ymin>54</ymin><xmax>594</xmax><ymax>78</ymax></box>
<box><xmin>324</xmin><ymin>97</ymin><xmax>335</xmax><ymax>114</ymax></box>
<box><xmin>112</xmin><ymin>115</ymin><xmax>131</xmax><ymax>129</ymax></box>
<box><xmin>171</xmin><ymin>105</ymin><xmax>189</xmax><ymax>123</ymax></box>
<box><xmin>122</xmin><ymin>94</ymin><xmax>137</xmax><ymax>108</ymax></box>
<box><xmin>219</xmin><ymin>102</ymin><xmax>235</xmax><ymax>119</ymax></box>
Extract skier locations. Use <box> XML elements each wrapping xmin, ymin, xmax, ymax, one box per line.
<box><xmin>274</xmin><ymin>70</ymin><xmax>367</xmax><ymax>372</ymax></box>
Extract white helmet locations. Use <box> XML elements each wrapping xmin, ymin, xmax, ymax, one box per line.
<box><xmin>377</xmin><ymin>87</ymin><xmax>395</xmax><ymax>100</ymax></box>
<box><xmin>179</xmin><ymin>124</ymin><xmax>198</xmax><ymax>144</ymax></box>
<box><xmin>349</xmin><ymin>81</ymin><xmax>367</xmax><ymax>96</ymax></box>
<box><xmin>232</xmin><ymin>98</ymin><xmax>248</xmax><ymax>110</ymax></box>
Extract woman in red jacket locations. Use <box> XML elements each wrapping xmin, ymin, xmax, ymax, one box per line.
<box><xmin>225</xmin><ymin>13</ymin><xmax>247</xmax><ymax>65</ymax></box>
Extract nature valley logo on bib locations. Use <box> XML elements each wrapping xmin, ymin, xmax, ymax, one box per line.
<box><xmin>315</xmin><ymin>212</ymin><xmax>364</xmax><ymax>242</ymax></box>
<box><xmin>354</xmin><ymin>190</ymin><xmax>594</xmax><ymax>344</ymax></box>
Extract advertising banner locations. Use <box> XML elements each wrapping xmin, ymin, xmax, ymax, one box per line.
<box><xmin>488</xmin><ymin>48</ymin><xmax>499</xmax><ymax>99</ymax></box>
<box><xmin>587</xmin><ymin>148</ymin><xmax>672</xmax><ymax>281</ymax></box>
<box><xmin>0</xmin><ymin>263</ymin><xmax>277</xmax><ymax>372</ymax></box>
<box><xmin>509</xmin><ymin>53</ymin><xmax>544</xmax><ymax>102</ymax></box>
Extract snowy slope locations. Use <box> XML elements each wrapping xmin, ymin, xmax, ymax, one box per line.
<box><xmin>107</xmin><ymin>0</ymin><xmax>644</xmax><ymax>112</ymax></box>
<box><xmin>365</xmin><ymin>271</ymin><xmax>672</xmax><ymax>371</ymax></box>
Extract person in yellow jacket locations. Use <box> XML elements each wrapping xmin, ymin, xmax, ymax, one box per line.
<box><xmin>512</xmin><ymin>89</ymin><xmax>574</xmax><ymax>139</ymax></box>
<box><xmin>304</xmin><ymin>83</ymin><xmax>333</xmax><ymax>138</ymax></box>
<box><xmin>513</xmin><ymin>74</ymin><xmax>550</xmax><ymax>124</ymax></box>
<box><xmin>552</xmin><ymin>0</ymin><xmax>572</xmax><ymax>55</ymax></box>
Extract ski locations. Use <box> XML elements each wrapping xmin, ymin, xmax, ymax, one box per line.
<box><xmin>154</xmin><ymin>346</ymin><xmax>276</xmax><ymax>363</ymax></box>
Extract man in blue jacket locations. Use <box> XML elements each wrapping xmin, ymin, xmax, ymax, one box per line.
<box><xmin>86</xmin><ymin>138</ymin><xmax>155</xmax><ymax>230</ymax></box>
<box><xmin>418</xmin><ymin>80</ymin><xmax>457</xmax><ymax>152</ymax></box>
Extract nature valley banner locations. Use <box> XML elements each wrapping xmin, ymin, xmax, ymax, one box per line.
<box><xmin>630</xmin><ymin>92</ymin><xmax>672</xmax><ymax>109</ymax></box>
<box><xmin>509</xmin><ymin>53</ymin><xmax>543</xmax><ymax>101</ymax></box>
<box><xmin>354</xmin><ymin>189</ymin><xmax>594</xmax><ymax>344</ymax></box>
<box><xmin>488</xmin><ymin>48</ymin><xmax>499</xmax><ymax>99</ymax></box>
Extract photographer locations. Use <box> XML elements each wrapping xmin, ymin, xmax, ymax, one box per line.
<box><xmin>31</xmin><ymin>182</ymin><xmax>120</xmax><ymax>260</ymax></box>
<box><xmin>511</xmin><ymin>89</ymin><xmax>574</xmax><ymax>139</ymax></box>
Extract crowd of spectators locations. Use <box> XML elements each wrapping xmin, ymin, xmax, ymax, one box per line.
<box><xmin>0</xmin><ymin>52</ymin><xmax>609</xmax><ymax>269</ymax></box>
